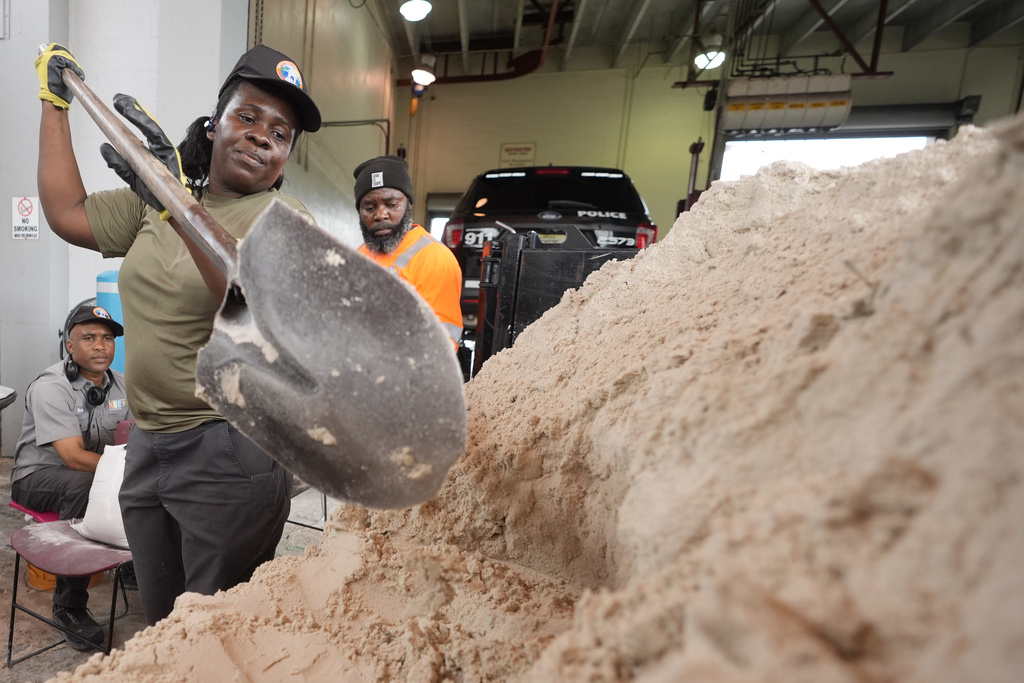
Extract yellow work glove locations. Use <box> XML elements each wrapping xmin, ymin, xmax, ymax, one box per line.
<box><xmin>35</xmin><ymin>43</ymin><xmax>85</xmax><ymax>110</ymax></box>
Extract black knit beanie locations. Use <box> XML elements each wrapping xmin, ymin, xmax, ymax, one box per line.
<box><xmin>353</xmin><ymin>155</ymin><xmax>414</xmax><ymax>207</ymax></box>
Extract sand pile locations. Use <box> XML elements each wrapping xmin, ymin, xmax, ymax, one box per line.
<box><xmin>56</xmin><ymin>114</ymin><xmax>1023</xmax><ymax>682</ymax></box>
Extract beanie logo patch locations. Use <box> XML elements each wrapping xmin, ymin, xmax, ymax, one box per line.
<box><xmin>276</xmin><ymin>61</ymin><xmax>303</xmax><ymax>90</ymax></box>
<box><xmin>371</xmin><ymin>172</ymin><xmax>384</xmax><ymax>188</ymax></box>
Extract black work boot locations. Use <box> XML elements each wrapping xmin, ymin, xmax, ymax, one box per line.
<box><xmin>52</xmin><ymin>606</ymin><xmax>105</xmax><ymax>651</ymax></box>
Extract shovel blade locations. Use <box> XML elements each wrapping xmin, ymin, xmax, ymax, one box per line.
<box><xmin>196</xmin><ymin>200</ymin><xmax>467</xmax><ymax>509</ymax></box>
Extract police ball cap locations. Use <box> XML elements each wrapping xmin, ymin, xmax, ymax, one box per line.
<box><xmin>220</xmin><ymin>44</ymin><xmax>322</xmax><ymax>132</ymax></box>
<box><xmin>353</xmin><ymin>155</ymin><xmax>414</xmax><ymax>206</ymax></box>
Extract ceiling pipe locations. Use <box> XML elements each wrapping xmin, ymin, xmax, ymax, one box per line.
<box><xmin>720</xmin><ymin>0</ymin><xmax>895</xmax><ymax>80</ymax></box>
<box><xmin>730</xmin><ymin>0</ymin><xmax>783</xmax><ymax>46</ymax></box>
<box><xmin>805</xmin><ymin>0</ymin><xmax>893</xmax><ymax>76</ymax></box>
<box><xmin>671</xmin><ymin>68</ymin><xmax>893</xmax><ymax>89</ymax></box>
<box><xmin>320</xmin><ymin>119</ymin><xmax>391</xmax><ymax>154</ymax></box>
<box><xmin>397</xmin><ymin>0</ymin><xmax>560</xmax><ymax>86</ymax></box>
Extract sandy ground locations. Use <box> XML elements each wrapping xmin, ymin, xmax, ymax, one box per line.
<box><xmin>44</xmin><ymin>113</ymin><xmax>1024</xmax><ymax>682</ymax></box>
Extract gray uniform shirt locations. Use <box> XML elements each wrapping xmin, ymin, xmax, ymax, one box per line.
<box><xmin>12</xmin><ymin>361</ymin><xmax>132</xmax><ymax>484</ymax></box>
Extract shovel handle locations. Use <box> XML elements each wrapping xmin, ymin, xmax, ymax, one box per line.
<box><xmin>60</xmin><ymin>68</ymin><xmax>238</xmax><ymax>278</ymax></box>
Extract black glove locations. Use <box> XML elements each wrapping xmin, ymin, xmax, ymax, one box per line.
<box><xmin>35</xmin><ymin>43</ymin><xmax>85</xmax><ymax>110</ymax></box>
<box><xmin>100</xmin><ymin>94</ymin><xmax>188</xmax><ymax>220</ymax></box>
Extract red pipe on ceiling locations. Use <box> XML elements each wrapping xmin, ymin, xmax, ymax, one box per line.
<box><xmin>397</xmin><ymin>0</ymin><xmax>561</xmax><ymax>86</ymax></box>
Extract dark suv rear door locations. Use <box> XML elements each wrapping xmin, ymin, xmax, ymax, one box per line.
<box><xmin>443</xmin><ymin>166</ymin><xmax>656</xmax><ymax>334</ymax></box>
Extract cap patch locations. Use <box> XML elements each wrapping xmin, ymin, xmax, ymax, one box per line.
<box><xmin>371</xmin><ymin>171</ymin><xmax>385</xmax><ymax>188</ymax></box>
<box><xmin>276</xmin><ymin>61</ymin><xmax>303</xmax><ymax>89</ymax></box>
<box><xmin>93</xmin><ymin>307</ymin><xmax>112</xmax><ymax>320</ymax></box>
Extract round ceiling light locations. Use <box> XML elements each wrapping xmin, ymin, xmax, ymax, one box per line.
<box><xmin>411</xmin><ymin>67</ymin><xmax>436</xmax><ymax>86</ymax></box>
<box><xmin>411</xmin><ymin>54</ymin><xmax>437</xmax><ymax>86</ymax></box>
<box><xmin>400</xmin><ymin>1</ymin><xmax>432</xmax><ymax>22</ymax></box>
<box><xmin>694</xmin><ymin>51</ymin><xmax>726</xmax><ymax>70</ymax></box>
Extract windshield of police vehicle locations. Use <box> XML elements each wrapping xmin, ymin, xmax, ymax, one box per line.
<box><xmin>460</xmin><ymin>169</ymin><xmax>647</xmax><ymax>215</ymax></box>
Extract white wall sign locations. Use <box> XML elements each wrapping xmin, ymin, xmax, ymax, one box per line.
<box><xmin>12</xmin><ymin>196</ymin><xmax>39</xmax><ymax>240</ymax></box>
<box><xmin>499</xmin><ymin>142</ymin><xmax>536</xmax><ymax>168</ymax></box>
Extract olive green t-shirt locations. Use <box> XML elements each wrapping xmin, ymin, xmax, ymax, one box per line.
<box><xmin>85</xmin><ymin>188</ymin><xmax>315</xmax><ymax>433</ymax></box>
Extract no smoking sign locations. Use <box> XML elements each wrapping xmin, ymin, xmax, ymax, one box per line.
<box><xmin>12</xmin><ymin>196</ymin><xmax>39</xmax><ymax>240</ymax></box>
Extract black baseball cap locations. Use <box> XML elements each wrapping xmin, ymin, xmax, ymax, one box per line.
<box><xmin>68</xmin><ymin>305</ymin><xmax>124</xmax><ymax>337</ymax></box>
<box><xmin>220</xmin><ymin>44</ymin><xmax>322</xmax><ymax>133</ymax></box>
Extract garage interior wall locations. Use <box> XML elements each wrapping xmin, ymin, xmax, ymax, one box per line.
<box><xmin>249</xmin><ymin>0</ymin><xmax>395</xmax><ymax>244</ymax></box>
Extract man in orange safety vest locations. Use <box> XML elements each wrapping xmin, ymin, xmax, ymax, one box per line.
<box><xmin>354</xmin><ymin>155</ymin><xmax>463</xmax><ymax>349</ymax></box>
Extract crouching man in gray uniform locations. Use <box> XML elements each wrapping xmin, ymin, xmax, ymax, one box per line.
<box><xmin>11</xmin><ymin>302</ymin><xmax>132</xmax><ymax>651</ymax></box>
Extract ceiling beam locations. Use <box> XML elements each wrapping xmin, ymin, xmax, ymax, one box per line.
<box><xmin>846</xmin><ymin>0</ymin><xmax>922</xmax><ymax>46</ymax></box>
<box><xmin>513</xmin><ymin>0</ymin><xmax>525</xmax><ymax>57</ymax></box>
<box><xmin>969</xmin><ymin>0</ymin><xmax>1024</xmax><ymax>46</ymax></box>
<box><xmin>458</xmin><ymin>0</ymin><xmax>471</xmax><ymax>74</ymax></box>
<box><xmin>779</xmin><ymin>0</ymin><xmax>856</xmax><ymax>54</ymax></box>
<box><xmin>612</xmin><ymin>0</ymin><xmax>655</xmax><ymax>67</ymax></box>
<box><xmin>902</xmin><ymin>0</ymin><xmax>988</xmax><ymax>50</ymax></box>
<box><xmin>562</xmin><ymin>0</ymin><xmax>591</xmax><ymax>68</ymax></box>
<box><xmin>404</xmin><ymin>20</ymin><xmax>418</xmax><ymax>58</ymax></box>
<box><xmin>665</xmin><ymin>1</ymin><xmax>696</xmax><ymax>63</ymax></box>
<box><xmin>801</xmin><ymin>0</ymin><xmax>892</xmax><ymax>73</ymax></box>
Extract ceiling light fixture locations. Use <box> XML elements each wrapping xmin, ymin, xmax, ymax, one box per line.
<box><xmin>400</xmin><ymin>0</ymin><xmax>432</xmax><ymax>22</ymax></box>
<box><xmin>694</xmin><ymin>32</ymin><xmax>725</xmax><ymax>70</ymax></box>
<box><xmin>694</xmin><ymin>50</ymin><xmax>725</xmax><ymax>70</ymax></box>
<box><xmin>411</xmin><ymin>54</ymin><xmax>437</xmax><ymax>86</ymax></box>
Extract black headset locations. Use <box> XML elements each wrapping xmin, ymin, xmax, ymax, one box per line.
<box><xmin>60</xmin><ymin>297</ymin><xmax>114</xmax><ymax>407</ymax></box>
<box><xmin>65</xmin><ymin>360</ymin><xmax>114</xmax><ymax>407</ymax></box>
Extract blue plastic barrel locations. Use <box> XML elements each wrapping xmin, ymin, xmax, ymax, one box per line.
<box><xmin>96</xmin><ymin>270</ymin><xmax>125</xmax><ymax>374</ymax></box>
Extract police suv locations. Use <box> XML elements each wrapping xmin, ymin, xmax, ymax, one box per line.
<box><xmin>442</xmin><ymin>165</ymin><xmax>657</xmax><ymax>336</ymax></box>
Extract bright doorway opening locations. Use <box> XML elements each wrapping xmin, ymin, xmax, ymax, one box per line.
<box><xmin>429</xmin><ymin>216</ymin><xmax>449</xmax><ymax>240</ymax></box>
<box><xmin>720</xmin><ymin>136</ymin><xmax>931</xmax><ymax>181</ymax></box>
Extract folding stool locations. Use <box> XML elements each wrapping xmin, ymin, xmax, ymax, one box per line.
<box><xmin>8</xmin><ymin>500</ymin><xmax>58</xmax><ymax>524</ymax></box>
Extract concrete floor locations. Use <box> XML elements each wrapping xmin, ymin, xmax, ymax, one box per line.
<box><xmin>0</xmin><ymin>458</ymin><xmax>337</xmax><ymax>683</ymax></box>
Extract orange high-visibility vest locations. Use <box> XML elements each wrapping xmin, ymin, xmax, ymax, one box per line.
<box><xmin>358</xmin><ymin>226</ymin><xmax>463</xmax><ymax>348</ymax></box>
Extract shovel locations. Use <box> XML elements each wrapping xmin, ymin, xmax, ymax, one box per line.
<box><xmin>60</xmin><ymin>67</ymin><xmax>467</xmax><ymax>509</ymax></box>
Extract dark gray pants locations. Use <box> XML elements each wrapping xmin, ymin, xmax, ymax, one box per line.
<box><xmin>119</xmin><ymin>420</ymin><xmax>288</xmax><ymax>625</ymax></box>
<box><xmin>11</xmin><ymin>467</ymin><xmax>94</xmax><ymax>610</ymax></box>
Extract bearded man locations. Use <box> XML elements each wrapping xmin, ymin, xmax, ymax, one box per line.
<box><xmin>353</xmin><ymin>155</ymin><xmax>463</xmax><ymax>349</ymax></box>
